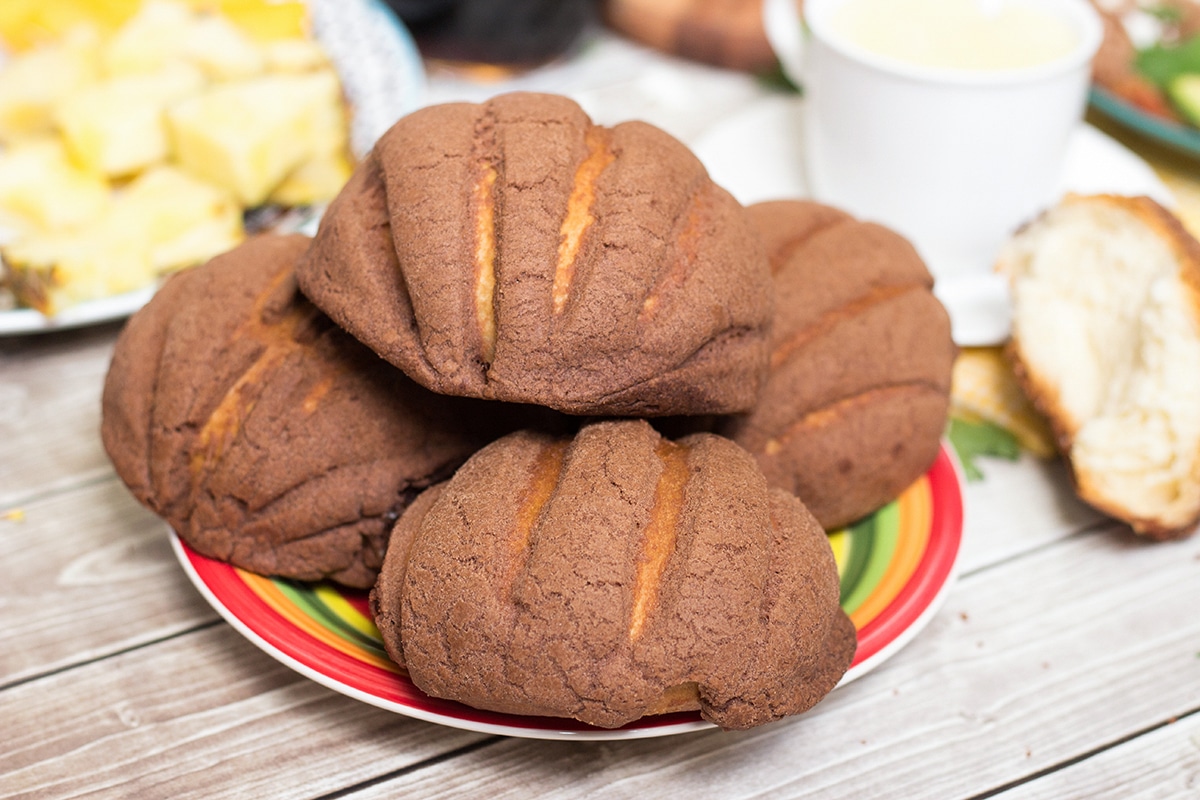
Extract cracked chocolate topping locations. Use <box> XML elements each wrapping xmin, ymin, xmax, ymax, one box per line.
<box><xmin>720</xmin><ymin>200</ymin><xmax>957</xmax><ymax>530</ymax></box>
<box><xmin>296</xmin><ymin>92</ymin><xmax>773</xmax><ymax>417</ymax></box>
<box><xmin>372</xmin><ymin>419</ymin><xmax>856</xmax><ymax>730</ymax></box>
<box><xmin>101</xmin><ymin>234</ymin><xmax>495</xmax><ymax>587</ymax></box>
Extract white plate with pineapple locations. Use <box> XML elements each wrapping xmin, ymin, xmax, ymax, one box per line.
<box><xmin>0</xmin><ymin>0</ymin><xmax>425</xmax><ymax>335</ymax></box>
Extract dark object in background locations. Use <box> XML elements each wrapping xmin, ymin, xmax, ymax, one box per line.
<box><xmin>603</xmin><ymin>0</ymin><xmax>777</xmax><ymax>73</ymax></box>
<box><xmin>383</xmin><ymin>0</ymin><xmax>595</xmax><ymax>68</ymax></box>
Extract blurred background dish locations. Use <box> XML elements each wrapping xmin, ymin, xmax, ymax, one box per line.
<box><xmin>0</xmin><ymin>0</ymin><xmax>424</xmax><ymax>335</ymax></box>
<box><xmin>1086</xmin><ymin>0</ymin><xmax>1200</xmax><ymax>156</ymax></box>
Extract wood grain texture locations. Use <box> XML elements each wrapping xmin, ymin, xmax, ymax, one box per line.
<box><xmin>957</xmin><ymin>453</ymin><xmax>1106</xmax><ymax>573</ymax></box>
<box><xmin>338</xmin><ymin>524</ymin><xmax>1200</xmax><ymax>800</ymax></box>
<box><xmin>995</xmin><ymin>712</ymin><xmax>1200</xmax><ymax>799</ymax></box>
<box><xmin>1</xmin><ymin>625</ymin><xmax>488</xmax><ymax>800</ymax></box>
<box><xmin>0</xmin><ymin>323</ymin><xmax>120</xmax><ymax>509</ymax></box>
<box><xmin>0</xmin><ymin>478</ymin><xmax>213</xmax><ymax>687</ymax></box>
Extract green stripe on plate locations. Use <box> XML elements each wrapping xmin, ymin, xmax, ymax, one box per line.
<box><xmin>841</xmin><ymin>501</ymin><xmax>900</xmax><ymax>614</ymax></box>
<box><xmin>839</xmin><ymin>513</ymin><xmax>875</xmax><ymax>609</ymax></box>
<box><xmin>276</xmin><ymin>580</ymin><xmax>390</xmax><ymax>656</ymax></box>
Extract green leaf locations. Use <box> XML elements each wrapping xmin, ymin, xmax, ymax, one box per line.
<box><xmin>756</xmin><ymin>62</ymin><xmax>802</xmax><ymax>94</ymax></box>
<box><xmin>947</xmin><ymin>417</ymin><xmax>1021</xmax><ymax>482</ymax></box>
<box><xmin>1135</xmin><ymin>36</ymin><xmax>1200</xmax><ymax>88</ymax></box>
<box><xmin>1142</xmin><ymin>3</ymin><xmax>1185</xmax><ymax>24</ymax></box>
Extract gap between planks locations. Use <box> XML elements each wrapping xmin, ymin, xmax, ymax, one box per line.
<box><xmin>0</xmin><ymin>618</ymin><xmax>224</xmax><ymax>694</ymax></box>
<box><xmin>969</xmin><ymin>704</ymin><xmax>1200</xmax><ymax>800</ymax></box>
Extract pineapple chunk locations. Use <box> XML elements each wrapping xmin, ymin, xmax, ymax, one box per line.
<box><xmin>268</xmin><ymin>149</ymin><xmax>353</xmax><ymax>207</ymax></box>
<box><xmin>0</xmin><ymin>0</ymin><xmax>140</xmax><ymax>51</ymax></box>
<box><xmin>184</xmin><ymin>14</ymin><xmax>266</xmax><ymax>79</ymax></box>
<box><xmin>0</xmin><ymin>0</ymin><xmax>306</xmax><ymax>53</ymax></box>
<box><xmin>306</xmin><ymin>69</ymin><xmax>350</xmax><ymax>158</ymax></box>
<box><xmin>102</xmin><ymin>0</ymin><xmax>265</xmax><ymax>80</ymax></box>
<box><xmin>109</xmin><ymin>164</ymin><xmax>243</xmax><ymax>273</ymax></box>
<box><xmin>0</xmin><ymin>26</ymin><xmax>100</xmax><ymax>143</ymax></box>
<box><xmin>0</xmin><ymin>164</ymin><xmax>243</xmax><ymax>314</ymax></box>
<box><xmin>166</xmin><ymin>70</ymin><xmax>343</xmax><ymax>206</ymax></box>
<box><xmin>209</xmin><ymin>0</ymin><xmax>308</xmax><ymax>41</ymax></box>
<box><xmin>2</xmin><ymin>225</ymin><xmax>154</xmax><ymax>315</ymax></box>
<box><xmin>98</xmin><ymin>0</ymin><xmax>193</xmax><ymax>75</ymax></box>
<box><xmin>0</xmin><ymin>138</ymin><xmax>109</xmax><ymax>231</ymax></box>
<box><xmin>55</xmin><ymin>60</ymin><xmax>206</xmax><ymax>176</ymax></box>
<box><xmin>259</xmin><ymin>37</ymin><xmax>330</xmax><ymax>73</ymax></box>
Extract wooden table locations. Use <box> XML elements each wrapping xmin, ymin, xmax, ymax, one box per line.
<box><xmin>4</xmin><ymin>31</ymin><xmax>1200</xmax><ymax>800</ymax></box>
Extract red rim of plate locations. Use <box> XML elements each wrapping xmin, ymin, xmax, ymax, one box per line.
<box><xmin>843</xmin><ymin>442</ymin><xmax>963</xmax><ymax>681</ymax></box>
<box><xmin>172</xmin><ymin>442</ymin><xmax>963</xmax><ymax>740</ymax></box>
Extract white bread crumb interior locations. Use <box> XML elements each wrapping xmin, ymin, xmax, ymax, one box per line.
<box><xmin>999</xmin><ymin>194</ymin><xmax>1200</xmax><ymax>536</ymax></box>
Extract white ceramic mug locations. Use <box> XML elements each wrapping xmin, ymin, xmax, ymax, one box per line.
<box><xmin>763</xmin><ymin>0</ymin><xmax>1103</xmax><ymax>283</ymax></box>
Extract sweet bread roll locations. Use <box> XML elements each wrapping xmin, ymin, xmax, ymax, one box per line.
<box><xmin>603</xmin><ymin>0</ymin><xmax>778</xmax><ymax>73</ymax></box>
<box><xmin>720</xmin><ymin>200</ymin><xmax>956</xmax><ymax>530</ymax></box>
<box><xmin>372</xmin><ymin>419</ymin><xmax>855</xmax><ymax>730</ymax></box>
<box><xmin>997</xmin><ymin>193</ymin><xmax>1200</xmax><ymax>540</ymax></box>
<box><xmin>296</xmin><ymin>91</ymin><xmax>772</xmax><ymax>417</ymax></box>
<box><xmin>101</xmin><ymin>234</ymin><xmax>493</xmax><ymax>587</ymax></box>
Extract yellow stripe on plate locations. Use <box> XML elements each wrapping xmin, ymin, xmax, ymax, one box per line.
<box><xmin>313</xmin><ymin>584</ymin><xmax>382</xmax><ymax>639</ymax></box>
<box><xmin>828</xmin><ymin>529</ymin><xmax>849</xmax><ymax>578</ymax></box>
<box><xmin>239</xmin><ymin>570</ymin><xmax>399</xmax><ymax>672</ymax></box>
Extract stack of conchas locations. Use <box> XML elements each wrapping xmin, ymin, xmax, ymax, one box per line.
<box><xmin>101</xmin><ymin>92</ymin><xmax>955</xmax><ymax>730</ymax></box>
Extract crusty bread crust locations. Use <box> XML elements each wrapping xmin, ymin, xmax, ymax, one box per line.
<box><xmin>372</xmin><ymin>420</ymin><xmax>855</xmax><ymax>730</ymax></box>
<box><xmin>100</xmin><ymin>235</ymin><xmax>490</xmax><ymax>587</ymax></box>
<box><xmin>722</xmin><ymin>200</ymin><xmax>955</xmax><ymax>530</ymax></box>
<box><xmin>297</xmin><ymin>92</ymin><xmax>773</xmax><ymax>417</ymax></box>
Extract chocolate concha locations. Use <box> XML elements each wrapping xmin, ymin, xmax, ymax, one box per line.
<box><xmin>296</xmin><ymin>91</ymin><xmax>772</xmax><ymax>417</ymax></box>
<box><xmin>101</xmin><ymin>234</ymin><xmax>491</xmax><ymax>588</ymax></box>
<box><xmin>372</xmin><ymin>418</ymin><xmax>855</xmax><ymax>730</ymax></box>
<box><xmin>720</xmin><ymin>200</ymin><xmax>956</xmax><ymax>530</ymax></box>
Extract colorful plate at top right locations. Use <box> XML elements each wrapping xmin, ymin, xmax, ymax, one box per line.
<box><xmin>1090</xmin><ymin>84</ymin><xmax>1200</xmax><ymax>159</ymax></box>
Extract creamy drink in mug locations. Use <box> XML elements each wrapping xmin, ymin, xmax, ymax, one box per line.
<box><xmin>828</xmin><ymin>0</ymin><xmax>1080</xmax><ymax>72</ymax></box>
<box><xmin>765</xmin><ymin>0</ymin><xmax>1103</xmax><ymax>284</ymax></box>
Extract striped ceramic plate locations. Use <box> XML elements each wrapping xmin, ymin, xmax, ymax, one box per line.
<box><xmin>172</xmin><ymin>442</ymin><xmax>963</xmax><ymax>740</ymax></box>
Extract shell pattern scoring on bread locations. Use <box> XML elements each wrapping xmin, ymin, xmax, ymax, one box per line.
<box><xmin>997</xmin><ymin>193</ymin><xmax>1200</xmax><ymax>540</ymax></box>
<box><xmin>719</xmin><ymin>200</ymin><xmax>957</xmax><ymax>531</ymax></box>
<box><xmin>100</xmin><ymin>234</ymin><xmax>500</xmax><ymax>588</ymax></box>
<box><xmin>371</xmin><ymin>419</ymin><xmax>857</xmax><ymax>730</ymax></box>
<box><xmin>296</xmin><ymin>91</ymin><xmax>774</xmax><ymax>417</ymax></box>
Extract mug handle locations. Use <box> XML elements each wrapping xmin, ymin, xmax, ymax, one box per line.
<box><xmin>762</xmin><ymin>0</ymin><xmax>806</xmax><ymax>88</ymax></box>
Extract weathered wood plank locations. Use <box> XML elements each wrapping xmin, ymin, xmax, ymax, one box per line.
<box><xmin>0</xmin><ymin>323</ymin><xmax>121</xmax><ymax>508</ymax></box>
<box><xmin>1</xmin><ymin>625</ymin><xmax>489</xmax><ymax>800</ymax></box>
<box><xmin>995</xmin><ymin>712</ymin><xmax>1200</xmax><ymax>799</ymax></box>
<box><xmin>0</xmin><ymin>477</ymin><xmax>215</xmax><ymax>686</ymax></box>
<box><xmin>340</xmin><ymin>524</ymin><xmax>1200</xmax><ymax>800</ymax></box>
<box><xmin>957</xmin><ymin>452</ymin><xmax>1105</xmax><ymax>574</ymax></box>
